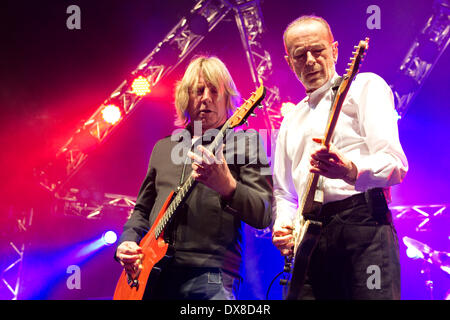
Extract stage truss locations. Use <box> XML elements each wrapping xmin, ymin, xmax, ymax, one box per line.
<box><xmin>35</xmin><ymin>0</ymin><xmax>449</xmax><ymax>201</ymax></box>
<box><xmin>3</xmin><ymin>0</ymin><xmax>446</xmax><ymax>300</ymax></box>
<box><xmin>0</xmin><ymin>208</ymin><xmax>33</xmax><ymax>300</ymax></box>
<box><xmin>35</xmin><ymin>0</ymin><xmax>282</xmax><ymax>201</ymax></box>
<box><xmin>391</xmin><ymin>0</ymin><xmax>450</xmax><ymax>118</ymax></box>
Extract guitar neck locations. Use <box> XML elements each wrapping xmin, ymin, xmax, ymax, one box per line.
<box><xmin>322</xmin><ymin>77</ymin><xmax>351</xmax><ymax>147</ymax></box>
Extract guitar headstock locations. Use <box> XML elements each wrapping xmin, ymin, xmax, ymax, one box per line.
<box><xmin>344</xmin><ymin>37</ymin><xmax>369</xmax><ymax>80</ymax></box>
<box><xmin>228</xmin><ymin>81</ymin><xmax>266</xmax><ymax>129</ymax></box>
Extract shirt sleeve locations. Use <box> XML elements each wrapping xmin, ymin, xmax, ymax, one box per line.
<box><xmin>272</xmin><ymin>120</ymin><xmax>299</xmax><ymax>228</ymax></box>
<box><xmin>352</xmin><ymin>73</ymin><xmax>408</xmax><ymax>191</ymax></box>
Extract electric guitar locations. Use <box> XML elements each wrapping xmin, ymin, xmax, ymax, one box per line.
<box><xmin>113</xmin><ymin>82</ymin><xmax>266</xmax><ymax>300</ymax></box>
<box><xmin>284</xmin><ymin>38</ymin><xmax>369</xmax><ymax>300</ymax></box>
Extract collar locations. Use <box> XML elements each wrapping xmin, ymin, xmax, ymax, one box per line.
<box><xmin>306</xmin><ymin>71</ymin><xmax>340</xmax><ymax>106</ymax></box>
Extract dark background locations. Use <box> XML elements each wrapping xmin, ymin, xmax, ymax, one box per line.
<box><xmin>0</xmin><ymin>0</ymin><xmax>448</xmax><ymax>300</ymax></box>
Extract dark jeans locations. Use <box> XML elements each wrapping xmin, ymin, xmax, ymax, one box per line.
<box><xmin>300</xmin><ymin>191</ymin><xmax>401</xmax><ymax>300</ymax></box>
<box><xmin>145</xmin><ymin>264</ymin><xmax>241</xmax><ymax>300</ymax></box>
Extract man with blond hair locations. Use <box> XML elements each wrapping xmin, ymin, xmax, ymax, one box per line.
<box><xmin>272</xmin><ymin>16</ymin><xmax>408</xmax><ymax>299</ymax></box>
<box><xmin>115</xmin><ymin>55</ymin><xmax>272</xmax><ymax>300</ymax></box>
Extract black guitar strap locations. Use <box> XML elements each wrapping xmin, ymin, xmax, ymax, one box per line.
<box><xmin>326</xmin><ymin>76</ymin><xmax>344</xmax><ymax>142</ymax></box>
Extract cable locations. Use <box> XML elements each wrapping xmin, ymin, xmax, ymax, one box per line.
<box><xmin>266</xmin><ymin>256</ymin><xmax>293</xmax><ymax>300</ymax></box>
<box><xmin>265</xmin><ymin>270</ymin><xmax>285</xmax><ymax>300</ymax></box>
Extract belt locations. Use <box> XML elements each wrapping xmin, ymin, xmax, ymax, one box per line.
<box><xmin>319</xmin><ymin>188</ymin><xmax>390</xmax><ymax>221</ymax></box>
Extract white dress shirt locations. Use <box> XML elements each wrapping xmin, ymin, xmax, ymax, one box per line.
<box><xmin>273</xmin><ymin>72</ymin><xmax>408</xmax><ymax>226</ymax></box>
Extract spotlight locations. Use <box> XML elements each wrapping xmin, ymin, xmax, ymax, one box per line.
<box><xmin>131</xmin><ymin>76</ymin><xmax>151</xmax><ymax>96</ymax></box>
<box><xmin>102</xmin><ymin>231</ymin><xmax>118</xmax><ymax>246</ymax></box>
<box><xmin>406</xmin><ymin>246</ymin><xmax>424</xmax><ymax>260</ymax></box>
<box><xmin>101</xmin><ymin>104</ymin><xmax>122</xmax><ymax>125</ymax></box>
<box><xmin>280</xmin><ymin>102</ymin><xmax>296</xmax><ymax>117</ymax></box>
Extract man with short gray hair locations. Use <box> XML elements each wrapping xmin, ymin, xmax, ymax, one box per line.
<box><xmin>272</xmin><ymin>16</ymin><xmax>408</xmax><ymax>299</ymax></box>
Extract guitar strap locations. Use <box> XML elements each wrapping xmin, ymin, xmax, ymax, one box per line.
<box><xmin>327</xmin><ymin>76</ymin><xmax>344</xmax><ymax>127</ymax></box>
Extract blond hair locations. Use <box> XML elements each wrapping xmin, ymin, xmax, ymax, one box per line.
<box><xmin>174</xmin><ymin>55</ymin><xmax>241</xmax><ymax>127</ymax></box>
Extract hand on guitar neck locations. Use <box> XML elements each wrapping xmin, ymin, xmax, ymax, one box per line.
<box><xmin>309</xmin><ymin>137</ymin><xmax>358</xmax><ymax>185</ymax></box>
<box><xmin>272</xmin><ymin>137</ymin><xmax>358</xmax><ymax>258</ymax></box>
<box><xmin>188</xmin><ymin>143</ymin><xmax>237</xmax><ymax>200</ymax></box>
<box><xmin>272</xmin><ymin>223</ymin><xmax>295</xmax><ymax>257</ymax></box>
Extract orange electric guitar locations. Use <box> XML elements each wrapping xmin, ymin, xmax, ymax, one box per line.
<box><xmin>113</xmin><ymin>82</ymin><xmax>266</xmax><ymax>300</ymax></box>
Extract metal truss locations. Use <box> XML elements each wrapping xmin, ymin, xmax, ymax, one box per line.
<box><xmin>233</xmin><ymin>0</ymin><xmax>282</xmax><ymax>130</ymax></box>
<box><xmin>35</xmin><ymin>0</ymin><xmax>233</xmax><ymax>197</ymax></box>
<box><xmin>36</xmin><ymin>0</ymin><xmax>283</xmax><ymax>201</ymax></box>
<box><xmin>391</xmin><ymin>0</ymin><xmax>450</xmax><ymax>118</ymax></box>
<box><xmin>0</xmin><ymin>208</ymin><xmax>33</xmax><ymax>300</ymax></box>
<box><xmin>34</xmin><ymin>0</ymin><xmax>283</xmax><ymax>210</ymax></box>
<box><xmin>52</xmin><ymin>189</ymin><xmax>136</xmax><ymax>220</ymax></box>
<box><xmin>391</xmin><ymin>203</ymin><xmax>448</xmax><ymax>232</ymax></box>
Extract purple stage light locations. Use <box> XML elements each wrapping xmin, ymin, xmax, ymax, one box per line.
<box><xmin>406</xmin><ymin>246</ymin><xmax>424</xmax><ymax>260</ymax></box>
<box><xmin>102</xmin><ymin>231</ymin><xmax>118</xmax><ymax>246</ymax></box>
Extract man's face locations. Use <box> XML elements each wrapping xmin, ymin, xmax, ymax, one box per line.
<box><xmin>187</xmin><ymin>73</ymin><xmax>228</xmax><ymax>132</ymax></box>
<box><xmin>284</xmin><ymin>21</ymin><xmax>338</xmax><ymax>93</ymax></box>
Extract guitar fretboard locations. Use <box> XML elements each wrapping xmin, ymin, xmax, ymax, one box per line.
<box><xmin>153</xmin><ymin>119</ymin><xmax>232</xmax><ymax>239</ymax></box>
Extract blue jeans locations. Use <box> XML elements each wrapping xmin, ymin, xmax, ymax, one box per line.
<box><xmin>145</xmin><ymin>265</ymin><xmax>241</xmax><ymax>300</ymax></box>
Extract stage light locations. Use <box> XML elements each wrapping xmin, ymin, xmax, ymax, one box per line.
<box><xmin>131</xmin><ymin>75</ymin><xmax>151</xmax><ymax>96</ymax></box>
<box><xmin>102</xmin><ymin>231</ymin><xmax>117</xmax><ymax>246</ymax></box>
<box><xmin>280</xmin><ymin>102</ymin><xmax>296</xmax><ymax>117</ymax></box>
<box><xmin>406</xmin><ymin>246</ymin><xmax>424</xmax><ymax>260</ymax></box>
<box><xmin>101</xmin><ymin>104</ymin><xmax>122</xmax><ymax>125</ymax></box>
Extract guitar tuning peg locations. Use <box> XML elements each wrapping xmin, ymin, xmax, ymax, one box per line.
<box><xmin>345</xmin><ymin>68</ymin><xmax>350</xmax><ymax>73</ymax></box>
<box><xmin>257</xmin><ymin>104</ymin><xmax>263</xmax><ymax>109</ymax></box>
<box><xmin>250</xmin><ymin>113</ymin><xmax>257</xmax><ymax>117</ymax></box>
<box><xmin>244</xmin><ymin>120</ymin><xmax>249</xmax><ymax>126</ymax></box>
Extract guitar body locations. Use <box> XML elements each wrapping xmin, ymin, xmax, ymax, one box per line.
<box><xmin>286</xmin><ymin>191</ymin><xmax>323</xmax><ymax>300</ymax></box>
<box><xmin>113</xmin><ymin>191</ymin><xmax>174</xmax><ymax>300</ymax></box>
<box><xmin>286</xmin><ymin>219</ymin><xmax>322</xmax><ymax>300</ymax></box>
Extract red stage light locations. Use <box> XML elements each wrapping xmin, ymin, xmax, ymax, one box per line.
<box><xmin>101</xmin><ymin>105</ymin><xmax>122</xmax><ymax>125</ymax></box>
<box><xmin>131</xmin><ymin>75</ymin><xmax>151</xmax><ymax>96</ymax></box>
